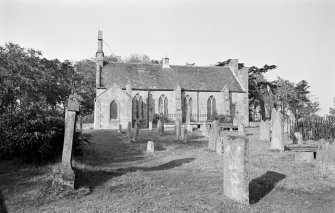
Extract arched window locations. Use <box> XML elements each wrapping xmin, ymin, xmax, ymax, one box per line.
<box><xmin>110</xmin><ymin>100</ymin><xmax>118</xmax><ymax>119</ymax></box>
<box><xmin>207</xmin><ymin>96</ymin><xmax>216</xmax><ymax>119</ymax></box>
<box><xmin>132</xmin><ymin>93</ymin><xmax>144</xmax><ymax>120</ymax></box>
<box><xmin>159</xmin><ymin>94</ymin><xmax>168</xmax><ymax>115</ymax></box>
<box><xmin>139</xmin><ymin>97</ymin><xmax>143</xmax><ymax>119</ymax></box>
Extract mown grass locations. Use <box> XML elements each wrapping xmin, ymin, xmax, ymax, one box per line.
<box><xmin>1</xmin><ymin>127</ymin><xmax>335</xmax><ymax>212</ymax></box>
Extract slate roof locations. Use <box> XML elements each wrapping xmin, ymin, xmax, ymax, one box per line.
<box><xmin>100</xmin><ymin>62</ymin><xmax>244</xmax><ymax>92</ymax></box>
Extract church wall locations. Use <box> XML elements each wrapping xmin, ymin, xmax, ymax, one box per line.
<box><xmin>232</xmin><ymin>92</ymin><xmax>249</xmax><ymax>126</ymax></box>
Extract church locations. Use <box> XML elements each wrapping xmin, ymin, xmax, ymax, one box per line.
<box><xmin>93</xmin><ymin>30</ymin><xmax>249</xmax><ymax>129</ymax></box>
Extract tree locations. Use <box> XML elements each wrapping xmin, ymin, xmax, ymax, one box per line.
<box><xmin>125</xmin><ymin>53</ymin><xmax>151</xmax><ymax>64</ymax></box>
<box><xmin>329</xmin><ymin>97</ymin><xmax>335</xmax><ymax>116</ymax></box>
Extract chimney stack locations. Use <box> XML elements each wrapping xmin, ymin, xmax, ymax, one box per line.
<box><xmin>162</xmin><ymin>57</ymin><xmax>170</xmax><ymax>68</ymax></box>
<box><xmin>96</xmin><ymin>30</ymin><xmax>104</xmax><ymax>88</ymax></box>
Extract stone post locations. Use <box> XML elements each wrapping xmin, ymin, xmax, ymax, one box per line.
<box><xmin>0</xmin><ymin>189</ymin><xmax>8</xmax><ymax>213</ymax></box>
<box><xmin>118</xmin><ymin>124</ymin><xmax>122</xmax><ymax>134</ymax></box>
<box><xmin>238</xmin><ymin>124</ymin><xmax>245</xmax><ymax>136</ymax></box>
<box><xmin>147</xmin><ymin>141</ymin><xmax>155</xmax><ymax>153</ymax></box>
<box><xmin>316</xmin><ymin>141</ymin><xmax>335</xmax><ymax>179</ymax></box>
<box><xmin>53</xmin><ymin>94</ymin><xmax>80</xmax><ymax>189</ymax></box>
<box><xmin>175</xmin><ymin>119</ymin><xmax>181</xmax><ymax>141</ymax></box>
<box><xmin>270</xmin><ymin>110</ymin><xmax>284</xmax><ymax>151</ymax></box>
<box><xmin>127</xmin><ymin>122</ymin><xmax>131</xmax><ymax>138</ymax></box>
<box><xmin>180</xmin><ymin>124</ymin><xmax>188</xmax><ymax>143</ymax></box>
<box><xmin>208</xmin><ymin>120</ymin><xmax>220</xmax><ymax>151</ymax></box>
<box><xmin>223</xmin><ymin>136</ymin><xmax>249</xmax><ymax>204</ymax></box>
<box><xmin>149</xmin><ymin>120</ymin><xmax>153</xmax><ymax>131</ymax></box>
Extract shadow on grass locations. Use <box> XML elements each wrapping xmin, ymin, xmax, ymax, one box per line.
<box><xmin>249</xmin><ymin>171</ymin><xmax>286</xmax><ymax>204</ymax></box>
<box><xmin>74</xmin><ymin>158</ymin><xmax>195</xmax><ymax>190</ymax></box>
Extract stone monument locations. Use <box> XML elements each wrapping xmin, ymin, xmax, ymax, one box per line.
<box><xmin>264</xmin><ymin>120</ymin><xmax>271</xmax><ymax>142</ymax></box>
<box><xmin>208</xmin><ymin>120</ymin><xmax>220</xmax><ymax>151</ymax></box>
<box><xmin>316</xmin><ymin>141</ymin><xmax>335</xmax><ymax>179</ymax></box>
<box><xmin>223</xmin><ymin>136</ymin><xmax>249</xmax><ymax>204</ymax></box>
<box><xmin>118</xmin><ymin>124</ymin><xmax>122</xmax><ymax>134</ymax></box>
<box><xmin>127</xmin><ymin>122</ymin><xmax>131</xmax><ymax>137</ymax></box>
<box><xmin>270</xmin><ymin>110</ymin><xmax>284</xmax><ymax>151</ymax></box>
<box><xmin>259</xmin><ymin>120</ymin><xmax>265</xmax><ymax>140</ymax></box>
<box><xmin>147</xmin><ymin>141</ymin><xmax>155</xmax><ymax>153</ymax></box>
<box><xmin>180</xmin><ymin>125</ymin><xmax>188</xmax><ymax>143</ymax></box>
<box><xmin>52</xmin><ymin>94</ymin><xmax>81</xmax><ymax>189</ymax></box>
<box><xmin>238</xmin><ymin>124</ymin><xmax>245</xmax><ymax>136</ymax></box>
<box><xmin>149</xmin><ymin>120</ymin><xmax>153</xmax><ymax>131</ymax></box>
<box><xmin>175</xmin><ymin>119</ymin><xmax>181</xmax><ymax>141</ymax></box>
<box><xmin>293</xmin><ymin>132</ymin><xmax>303</xmax><ymax>144</ymax></box>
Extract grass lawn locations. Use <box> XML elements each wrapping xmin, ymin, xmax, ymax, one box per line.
<box><xmin>1</xmin><ymin>127</ymin><xmax>335</xmax><ymax>212</ymax></box>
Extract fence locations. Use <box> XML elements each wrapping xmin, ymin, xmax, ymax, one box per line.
<box><xmin>160</xmin><ymin>113</ymin><xmax>233</xmax><ymax>123</ymax></box>
<box><xmin>290</xmin><ymin>117</ymin><xmax>335</xmax><ymax>141</ymax></box>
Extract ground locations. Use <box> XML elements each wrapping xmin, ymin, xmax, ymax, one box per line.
<box><xmin>1</xmin><ymin>127</ymin><xmax>335</xmax><ymax>213</ymax></box>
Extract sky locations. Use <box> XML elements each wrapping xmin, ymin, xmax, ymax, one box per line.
<box><xmin>1</xmin><ymin>0</ymin><xmax>334</xmax><ymax>115</ymax></box>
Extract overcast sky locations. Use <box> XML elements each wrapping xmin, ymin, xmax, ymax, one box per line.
<box><xmin>1</xmin><ymin>0</ymin><xmax>334</xmax><ymax>115</ymax></box>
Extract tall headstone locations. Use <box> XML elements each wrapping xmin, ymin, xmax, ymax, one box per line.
<box><xmin>293</xmin><ymin>132</ymin><xmax>303</xmax><ymax>144</ymax></box>
<box><xmin>0</xmin><ymin>189</ymin><xmax>8</xmax><ymax>213</ymax></box>
<box><xmin>208</xmin><ymin>120</ymin><xmax>220</xmax><ymax>151</ymax></box>
<box><xmin>216</xmin><ymin>135</ymin><xmax>226</xmax><ymax>155</ymax></box>
<box><xmin>238</xmin><ymin>124</ymin><xmax>245</xmax><ymax>136</ymax></box>
<box><xmin>149</xmin><ymin>121</ymin><xmax>153</xmax><ymax>131</ymax></box>
<box><xmin>259</xmin><ymin>120</ymin><xmax>265</xmax><ymax>140</ymax></box>
<box><xmin>131</xmin><ymin>121</ymin><xmax>139</xmax><ymax>142</ymax></box>
<box><xmin>175</xmin><ymin>119</ymin><xmax>181</xmax><ymax>141</ymax></box>
<box><xmin>127</xmin><ymin>122</ymin><xmax>131</xmax><ymax>137</ymax></box>
<box><xmin>53</xmin><ymin>94</ymin><xmax>80</xmax><ymax>189</ymax></box>
<box><xmin>264</xmin><ymin>120</ymin><xmax>271</xmax><ymax>142</ymax></box>
<box><xmin>270</xmin><ymin>108</ymin><xmax>277</xmax><ymax>131</ymax></box>
<box><xmin>270</xmin><ymin>110</ymin><xmax>284</xmax><ymax>151</ymax></box>
<box><xmin>147</xmin><ymin>141</ymin><xmax>155</xmax><ymax>153</ymax></box>
<box><xmin>157</xmin><ymin>119</ymin><xmax>164</xmax><ymax>135</ymax></box>
<box><xmin>223</xmin><ymin>136</ymin><xmax>249</xmax><ymax>204</ymax></box>
<box><xmin>180</xmin><ymin>124</ymin><xmax>188</xmax><ymax>143</ymax></box>
<box><xmin>233</xmin><ymin>117</ymin><xmax>238</xmax><ymax>126</ymax></box>
<box><xmin>118</xmin><ymin>124</ymin><xmax>122</xmax><ymax>134</ymax></box>
<box><xmin>316</xmin><ymin>141</ymin><xmax>335</xmax><ymax>179</ymax></box>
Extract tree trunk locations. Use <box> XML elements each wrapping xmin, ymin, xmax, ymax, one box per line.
<box><xmin>259</xmin><ymin>99</ymin><xmax>266</xmax><ymax>121</ymax></box>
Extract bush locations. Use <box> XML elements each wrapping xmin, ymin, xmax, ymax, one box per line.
<box><xmin>82</xmin><ymin>113</ymin><xmax>94</xmax><ymax>123</ymax></box>
<box><xmin>0</xmin><ymin>106</ymin><xmax>86</xmax><ymax>163</ymax></box>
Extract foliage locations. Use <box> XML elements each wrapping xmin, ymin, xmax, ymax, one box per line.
<box><xmin>329</xmin><ymin>97</ymin><xmax>335</xmax><ymax>116</ymax></box>
<box><xmin>0</xmin><ymin>43</ymin><xmax>86</xmax><ymax>163</ymax></box>
<box><xmin>82</xmin><ymin>113</ymin><xmax>94</xmax><ymax>123</ymax></box>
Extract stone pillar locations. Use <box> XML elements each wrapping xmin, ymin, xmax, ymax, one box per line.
<box><xmin>0</xmin><ymin>189</ymin><xmax>8</xmax><ymax>213</ymax></box>
<box><xmin>208</xmin><ymin>120</ymin><xmax>220</xmax><ymax>151</ymax></box>
<box><xmin>118</xmin><ymin>124</ymin><xmax>122</xmax><ymax>134</ymax></box>
<box><xmin>316</xmin><ymin>141</ymin><xmax>335</xmax><ymax>179</ymax></box>
<box><xmin>53</xmin><ymin>94</ymin><xmax>80</xmax><ymax>189</ymax></box>
<box><xmin>127</xmin><ymin>122</ymin><xmax>131</xmax><ymax>137</ymax></box>
<box><xmin>149</xmin><ymin>121</ymin><xmax>153</xmax><ymax>131</ymax></box>
<box><xmin>270</xmin><ymin>110</ymin><xmax>284</xmax><ymax>151</ymax></box>
<box><xmin>175</xmin><ymin>119</ymin><xmax>181</xmax><ymax>141</ymax></box>
<box><xmin>147</xmin><ymin>141</ymin><xmax>154</xmax><ymax>153</ymax></box>
<box><xmin>223</xmin><ymin>136</ymin><xmax>249</xmax><ymax>204</ymax></box>
<box><xmin>180</xmin><ymin>125</ymin><xmax>188</xmax><ymax>143</ymax></box>
<box><xmin>216</xmin><ymin>135</ymin><xmax>226</xmax><ymax>155</ymax></box>
<box><xmin>238</xmin><ymin>124</ymin><xmax>245</xmax><ymax>136</ymax></box>
<box><xmin>264</xmin><ymin>120</ymin><xmax>271</xmax><ymax>142</ymax></box>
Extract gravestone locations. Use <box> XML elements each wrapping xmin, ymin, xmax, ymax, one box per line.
<box><xmin>223</xmin><ymin>136</ymin><xmax>249</xmax><ymax>204</ymax></box>
<box><xmin>259</xmin><ymin>120</ymin><xmax>265</xmax><ymax>140</ymax></box>
<box><xmin>264</xmin><ymin>120</ymin><xmax>271</xmax><ymax>142</ymax></box>
<box><xmin>180</xmin><ymin>125</ymin><xmax>188</xmax><ymax>143</ymax></box>
<box><xmin>293</xmin><ymin>132</ymin><xmax>303</xmax><ymax>144</ymax></box>
<box><xmin>233</xmin><ymin>117</ymin><xmax>238</xmax><ymax>126</ymax></box>
<box><xmin>216</xmin><ymin>135</ymin><xmax>226</xmax><ymax>155</ymax></box>
<box><xmin>127</xmin><ymin>122</ymin><xmax>131</xmax><ymax>137</ymax></box>
<box><xmin>238</xmin><ymin>124</ymin><xmax>245</xmax><ymax>136</ymax></box>
<box><xmin>175</xmin><ymin>119</ymin><xmax>181</xmax><ymax>141</ymax></box>
<box><xmin>187</xmin><ymin>124</ymin><xmax>193</xmax><ymax>132</ymax></box>
<box><xmin>131</xmin><ymin>121</ymin><xmax>139</xmax><ymax>142</ymax></box>
<box><xmin>147</xmin><ymin>141</ymin><xmax>154</xmax><ymax>153</ymax></box>
<box><xmin>208</xmin><ymin>120</ymin><xmax>220</xmax><ymax>151</ymax></box>
<box><xmin>157</xmin><ymin>119</ymin><xmax>164</xmax><ymax>135</ymax></box>
<box><xmin>149</xmin><ymin>121</ymin><xmax>153</xmax><ymax>131</ymax></box>
<box><xmin>316</xmin><ymin>141</ymin><xmax>335</xmax><ymax>179</ymax></box>
<box><xmin>0</xmin><ymin>189</ymin><xmax>8</xmax><ymax>213</ymax></box>
<box><xmin>118</xmin><ymin>124</ymin><xmax>122</xmax><ymax>134</ymax></box>
<box><xmin>270</xmin><ymin>108</ymin><xmax>277</xmax><ymax>131</ymax></box>
<box><xmin>53</xmin><ymin>94</ymin><xmax>80</xmax><ymax>189</ymax></box>
<box><xmin>270</xmin><ymin>110</ymin><xmax>284</xmax><ymax>151</ymax></box>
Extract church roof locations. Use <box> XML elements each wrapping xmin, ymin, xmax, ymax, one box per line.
<box><xmin>100</xmin><ymin>62</ymin><xmax>244</xmax><ymax>92</ymax></box>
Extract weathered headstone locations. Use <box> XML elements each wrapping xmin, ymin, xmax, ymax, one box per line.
<box><xmin>180</xmin><ymin>125</ymin><xmax>188</xmax><ymax>143</ymax></box>
<box><xmin>270</xmin><ymin>108</ymin><xmax>277</xmax><ymax>131</ymax></box>
<box><xmin>118</xmin><ymin>124</ymin><xmax>122</xmax><ymax>134</ymax></box>
<box><xmin>293</xmin><ymin>132</ymin><xmax>303</xmax><ymax>144</ymax></box>
<box><xmin>259</xmin><ymin>120</ymin><xmax>265</xmax><ymax>140</ymax></box>
<box><xmin>157</xmin><ymin>119</ymin><xmax>164</xmax><ymax>135</ymax></box>
<box><xmin>216</xmin><ymin>135</ymin><xmax>226</xmax><ymax>155</ymax></box>
<box><xmin>149</xmin><ymin>121</ymin><xmax>153</xmax><ymax>131</ymax></box>
<box><xmin>238</xmin><ymin>124</ymin><xmax>245</xmax><ymax>136</ymax></box>
<box><xmin>147</xmin><ymin>141</ymin><xmax>154</xmax><ymax>153</ymax></box>
<box><xmin>208</xmin><ymin>120</ymin><xmax>220</xmax><ymax>151</ymax></box>
<box><xmin>187</xmin><ymin>124</ymin><xmax>193</xmax><ymax>132</ymax></box>
<box><xmin>264</xmin><ymin>120</ymin><xmax>271</xmax><ymax>142</ymax></box>
<box><xmin>175</xmin><ymin>119</ymin><xmax>181</xmax><ymax>141</ymax></box>
<box><xmin>0</xmin><ymin>189</ymin><xmax>8</xmax><ymax>213</ymax></box>
<box><xmin>131</xmin><ymin>121</ymin><xmax>139</xmax><ymax>142</ymax></box>
<box><xmin>53</xmin><ymin>94</ymin><xmax>80</xmax><ymax>189</ymax></box>
<box><xmin>233</xmin><ymin>117</ymin><xmax>238</xmax><ymax>126</ymax></box>
<box><xmin>127</xmin><ymin>122</ymin><xmax>131</xmax><ymax>137</ymax></box>
<box><xmin>316</xmin><ymin>141</ymin><xmax>335</xmax><ymax>179</ymax></box>
<box><xmin>270</xmin><ymin>110</ymin><xmax>284</xmax><ymax>151</ymax></box>
<box><xmin>223</xmin><ymin>136</ymin><xmax>249</xmax><ymax>204</ymax></box>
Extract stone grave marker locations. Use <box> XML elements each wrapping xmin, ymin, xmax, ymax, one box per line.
<box><xmin>264</xmin><ymin>120</ymin><xmax>271</xmax><ymax>142</ymax></box>
<box><xmin>175</xmin><ymin>119</ymin><xmax>181</xmax><ymax>141</ymax></box>
<box><xmin>52</xmin><ymin>94</ymin><xmax>80</xmax><ymax>189</ymax></box>
<box><xmin>216</xmin><ymin>135</ymin><xmax>226</xmax><ymax>155</ymax></box>
<box><xmin>259</xmin><ymin>120</ymin><xmax>265</xmax><ymax>140</ymax></box>
<box><xmin>118</xmin><ymin>124</ymin><xmax>122</xmax><ymax>134</ymax></box>
<box><xmin>316</xmin><ymin>140</ymin><xmax>335</xmax><ymax>179</ymax></box>
<box><xmin>233</xmin><ymin>117</ymin><xmax>238</xmax><ymax>126</ymax></box>
<box><xmin>180</xmin><ymin>125</ymin><xmax>188</xmax><ymax>143</ymax></box>
<box><xmin>238</xmin><ymin>124</ymin><xmax>245</xmax><ymax>136</ymax></box>
<box><xmin>149</xmin><ymin>121</ymin><xmax>153</xmax><ymax>131</ymax></box>
<box><xmin>127</xmin><ymin>122</ymin><xmax>131</xmax><ymax>137</ymax></box>
<box><xmin>157</xmin><ymin>119</ymin><xmax>164</xmax><ymax>135</ymax></box>
<box><xmin>131</xmin><ymin>121</ymin><xmax>139</xmax><ymax>142</ymax></box>
<box><xmin>208</xmin><ymin>120</ymin><xmax>219</xmax><ymax>151</ymax></box>
<box><xmin>0</xmin><ymin>189</ymin><xmax>8</xmax><ymax>213</ymax></box>
<box><xmin>223</xmin><ymin>136</ymin><xmax>249</xmax><ymax>204</ymax></box>
<box><xmin>147</xmin><ymin>141</ymin><xmax>155</xmax><ymax>153</ymax></box>
<box><xmin>293</xmin><ymin>132</ymin><xmax>303</xmax><ymax>144</ymax></box>
<box><xmin>270</xmin><ymin>110</ymin><xmax>284</xmax><ymax>151</ymax></box>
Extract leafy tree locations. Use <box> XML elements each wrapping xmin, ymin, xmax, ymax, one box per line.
<box><xmin>125</xmin><ymin>53</ymin><xmax>151</xmax><ymax>64</ymax></box>
<box><xmin>329</xmin><ymin>97</ymin><xmax>335</xmax><ymax>116</ymax></box>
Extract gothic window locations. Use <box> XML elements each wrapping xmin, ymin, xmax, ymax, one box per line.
<box><xmin>158</xmin><ymin>94</ymin><xmax>168</xmax><ymax>115</ymax></box>
<box><xmin>132</xmin><ymin>93</ymin><xmax>143</xmax><ymax>120</ymax></box>
<box><xmin>207</xmin><ymin>96</ymin><xmax>216</xmax><ymax>119</ymax></box>
<box><xmin>110</xmin><ymin>100</ymin><xmax>118</xmax><ymax>119</ymax></box>
<box><xmin>139</xmin><ymin>97</ymin><xmax>143</xmax><ymax>119</ymax></box>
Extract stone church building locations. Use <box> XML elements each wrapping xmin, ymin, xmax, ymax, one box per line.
<box><xmin>94</xmin><ymin>31</ymin><xmax>249</xmax><ymax>129</ymax></box>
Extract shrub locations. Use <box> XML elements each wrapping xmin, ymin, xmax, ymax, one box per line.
<box><xmin>81</xmin><ymin>113</ymin><xmax>94</xmax><ymax>123</ymax></box>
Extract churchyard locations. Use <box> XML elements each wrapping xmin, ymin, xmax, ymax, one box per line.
<box><xmin>1</xmin><ymin>123</ymin><xmax>335</xmax><ymax>212</ymax></box>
